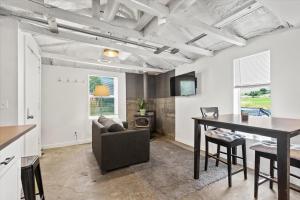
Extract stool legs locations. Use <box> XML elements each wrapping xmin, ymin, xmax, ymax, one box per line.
<box><xmin>21</xmin><ymin>167</ymin><xmax>36</xmax><ymax>200</ymax></box>
<box><xmin>227</xmin><ymin>147</ymin><xmax>232</xmax><ymax>187</ymax></box>
<box><xmin>35</xmin><ymin>163</ymin><xmax>45</xmax><ymax>200</ymax></box>
<box><xmin>254</xmin><ymin>152</ymin><xmax>260</xmax><ymax>199</ymax></box>
<box><xmin>216</xmin><ymin>144</ymin><xmax>220</xmax><ymax>167</ymax></box>
<box><xmin>232</xmin><ymin>147</ymin><xmax>237</xmax><ymax>165</ymax></box>
<box><xmin>269</xmin><ymin>159</ymin><xmax>275</xmax><ymax>190</ymax></box>
<box><xmin>205</xmin><ymin>137</ymin><xmax>209</xmax><ymax>171</ymax></box>
<box><xmin>204</xmin><ymin>138</ymin><xmax>247</xmax><ymax>188</ymax></box>
<box><xmin>242</xmin><ymin>144</ymin><xmax>248</xmax><ymax>180</ymax></box>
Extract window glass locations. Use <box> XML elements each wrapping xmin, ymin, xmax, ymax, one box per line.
<box><xmin>89</xmin><ymin>76</ymin><xmax>116</xmax><ymax>116</ymax></box>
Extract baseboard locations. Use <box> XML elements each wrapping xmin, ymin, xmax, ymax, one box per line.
<box><xmin>42</xmin><ymin>138</ymin><xmax>92</xmax><ymax>149</ymax></box>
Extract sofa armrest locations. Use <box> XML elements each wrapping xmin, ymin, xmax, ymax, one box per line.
<box><xmin>92</xmin><ymin>120</ymin><xmax>106</xmax><ymax>165</ymax></box>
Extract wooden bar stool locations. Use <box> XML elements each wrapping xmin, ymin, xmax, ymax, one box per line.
<box><xmin>201</xmin><ymin>107</ymin><xmax>248</xmax><ymax>187</ymax></box>
<box><xmin>250</xmin><ymin>141</ymin><xmax>300</xmax><ymax>199</ymax></box>
<box><xmin>21</xmin><ymin>156</ymin><xmax>45</xmax><ymax>200</ymax></box>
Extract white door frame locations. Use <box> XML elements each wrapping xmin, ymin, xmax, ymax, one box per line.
<box><xmin>23</xmin><ymin>34</ymin><xmax>42</xmax><ymax>156</ymax></box>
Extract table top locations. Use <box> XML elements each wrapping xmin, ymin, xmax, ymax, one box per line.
<box><xmin>0</xmin><ymin>124</ymin><xmax>36</xmax><ymax>150</ymax></box>
<box><xmin>193</xmin><ymin>114</ymin><xmax>300</xmax><ymax>138</ymax></box>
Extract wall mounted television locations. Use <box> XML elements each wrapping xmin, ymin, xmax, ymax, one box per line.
<box><xmin>170</xmin><ymin>71</ymin><xmax>197</xmax><ymax>96</ymax></box>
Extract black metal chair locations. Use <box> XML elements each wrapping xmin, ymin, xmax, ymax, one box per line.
<box><xmin>21</xmin><ymin>156</ymin><xmax>45</xmax><ymax>200</ymax></box>
<box><xmin>201</xmin><ymin>107</ymin><xmax>247</xmax><ymax>187</ymax></box>
<box><xmin>250</xmin><ymin>141</ymin><xmax>300</xmax><ymax>199</ymax></box>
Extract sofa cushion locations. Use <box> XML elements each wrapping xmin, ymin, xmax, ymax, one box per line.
<box><xmin>108</xmin><ymin>123</ymin><xmax>125</xmax><ymax>132</ymax></box>
<box><xmin>98</xmin><ymin>116</ymin><xmax>125</xmax><ymax>132</ymax></box>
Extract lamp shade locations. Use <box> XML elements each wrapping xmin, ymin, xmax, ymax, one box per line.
<box><xmin>93</xmin><ymin>85</ymin><xmax>110</xmax><ymax>96</ymax></box>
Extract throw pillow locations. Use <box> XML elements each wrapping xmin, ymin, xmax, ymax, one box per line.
<box><xmin>108</xmin><ymin>123</ymin><xmax>125</xmax><ymax>132</ymax></box>
<box><xmin>98</xmin><ymin>116</ymin><xmax>115</xmax><ymax>128</ymax></box>
<box><xmin>98</xmin><ymin>116</ymin><xmax>125</xmax><ymax>132</ymax></box>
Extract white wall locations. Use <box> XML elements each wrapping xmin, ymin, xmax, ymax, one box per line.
<box><xmin>41</xmin><ymin>65</ymin><xmax>126</xmax><ymax>148</ymax></box>
<box><xmin>175</xmin><ymin>28</ymin><xmax>300</xmax><ymax>173</ymax></box>
<box><xmin>0</xmin><ymin>18</ymin><xmax>21</xmax><ymax>125</ymax></box>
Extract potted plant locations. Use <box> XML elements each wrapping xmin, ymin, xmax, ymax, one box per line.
<box><xmin>137</xmin><ymin>98</ymin><xmax>147</xmax><ymax>116</ymax></box>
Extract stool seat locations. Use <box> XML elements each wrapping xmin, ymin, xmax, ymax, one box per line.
<box><xmin>22</xmin><ymin>156</ymin><xmax>39</xmax><ymax>169</ymax></box>
<box><xmin>250</xmin><ymin>141</ymin><xmax>300</xmax><ymax>160</ymax></box>
<box><xmin>205</xmin><ymin>129</ymin><xmax>245</xmax><ymax>143</ymax></box>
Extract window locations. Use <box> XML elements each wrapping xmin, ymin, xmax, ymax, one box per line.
<box><xmin>234</xmin><ymin>51</ymin><xmax>271</xmax><ymax>140</ymax></box>
<box><xmin>240</xmin><ymin>86</ymin><xmax>271</xmax><ymax>116</ymax></box>
<box><xmin>89</xmin><ymin>75</ymin><xmax>118</xmax><ymax>117</ymax></box>
<box><xmin>234</xmin><ymin>50</ymin><xmax>271</xmax><ymax>116</ymax></box>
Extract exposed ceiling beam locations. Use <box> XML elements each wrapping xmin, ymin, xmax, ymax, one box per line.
<box><xmin>168</xmin><ymin>0</ymin><xmax>197</xmax><ymax>13</ymax></box>
<box><xmin>42</xmin><ymin>52</ymin><xmax>165</xmax><ymax>73</ymax></box>
<box><xmin>1</xmin><ymin>0</ymin><xmax>140</xmax><ymax>38</ymax></box>
<box><xmin>19</xmin><ymin>22</ymin><xmax>191</xmax><ymax>63</ymax></box>
<box><xmin>140</xmin><ymin>0</ymin><xmax>187</xmax><ymax>33</ymax></box>
<box><xmin>183</xmin><ymin>0</ymin><xmax>261</xmax><ymax>45</ymax></box>
<box><xmin>0</xmin><ymin>0</ymin><xmax>212</xmax><ymax>56</ymax></box>
<box><xmin>92</xmin><ymin>0</ymin><xmax>101</xmax><ymax>19</ymax></box>
<box><xmin>40</xmin><ymin>41</ymin><xmax>74</xmax><ymax>48</ymax></box>
<box><xmin>168</xmin><ymin>17</ymin><xmax>247</xmax><ymax>46</ymax></box>
<box><xmin>135</xmin><ymin>13</ymin><xmax>153</xmax><ymax>31</ymax></box>
<box><xmin>116</xmin><ymin>0</ymin><xmax>169</xmax><ymax>17</ymax></box>
<box><xmin>143</xmin><ymin>0</ymin><xmax>247</xmax><ymax>47</ymax></box>
<box><xmin>143</xmin><ymin>0</ymin><xmax>195</xmax><ymax>36</ymax></box>
<box><xmin>103</xmin><ymin>0</ymin><xmax>121</xmax><ymax>22</ymax></box>
<box><xmin>214</xmin><ymin>0</ymin><xmax>263</xmax><ymax>28</ymax></box>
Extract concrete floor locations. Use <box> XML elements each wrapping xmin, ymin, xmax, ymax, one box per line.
<box><xmin>40</xmin><ymin>139</ymin><xmax>300</xmax><ymax>200</ymax></box>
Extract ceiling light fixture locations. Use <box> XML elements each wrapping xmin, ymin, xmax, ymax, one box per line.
<box><xmin>103</xmin><ymin>48</ymin><xmax>119</xmax><ymax>58</ymax></box>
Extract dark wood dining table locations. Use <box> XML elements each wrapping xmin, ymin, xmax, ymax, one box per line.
<box><xmin>192</xmin><ymin>114</ymin><xmax>300</xmax><ymax>200</ymax></box>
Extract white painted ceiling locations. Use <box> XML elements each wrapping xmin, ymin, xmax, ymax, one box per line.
<box><xmin>1</xmin><ymin>0</ymin><xmax>299</xmax><ymax>73</ymax></box>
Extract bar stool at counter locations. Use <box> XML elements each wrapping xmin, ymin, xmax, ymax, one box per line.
<box><xmin>201</xmin><ymin>107</ymin><xmax>248</xmax><ymax>187</ymax></box>
<box><xmin>250</xmin><ymin>141</ymin><xmax>300</xmax><ymax>199</ymax></box>
<box><xmin>21</xmin><ymin>156</ymin><xmax>45</xmax><ymax>200</ymax></box>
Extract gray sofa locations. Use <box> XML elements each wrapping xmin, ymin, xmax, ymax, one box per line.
<box><xmin>92</xmin><ymin>120</ymin><xmax>150</xmax><ymax>174</ymax></box>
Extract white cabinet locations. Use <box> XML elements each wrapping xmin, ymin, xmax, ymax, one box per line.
<box><xmin>0</xmin><ymin>139</ymin><xmax>22</xmax><ymax>200</ymax></box>
<box><xmin>0</xmin><ymin>159</ymin><xmax>19</xmax><ymax>200</ymax></box>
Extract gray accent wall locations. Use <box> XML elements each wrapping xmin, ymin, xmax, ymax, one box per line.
<box><xmin>125</xmin><ymin>70</ymin><xmax>175</xmax><ymax>139</ymax></box>
<box><xmin>155</xmin><ymin>70</ymin><xmax>174</xmax><ymax>98</ymax></box>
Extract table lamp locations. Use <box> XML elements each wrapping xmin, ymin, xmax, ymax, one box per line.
<box><xmin>94</xmin><ymin>85</ymin><xmax>110</xmax><ymax>116</ymax></box>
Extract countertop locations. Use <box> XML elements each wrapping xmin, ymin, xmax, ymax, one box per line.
<box><xmin>0</xmin><ymin>124</ymin><xmax>36</xmax><ymax>151</ymax></box>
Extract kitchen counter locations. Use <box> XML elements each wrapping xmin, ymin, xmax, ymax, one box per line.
<box><xmin>0</xmin><ymin>124</ymin><xmax>36</xmax><ymax>151</ymax></box>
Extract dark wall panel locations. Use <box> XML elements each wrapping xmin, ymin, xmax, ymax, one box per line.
<box><xmin>126</xmin><ymin>73</ymin><xmax>144</xmax><ymax>100</ymax></box>
<box><xmin>155</xmin><ymin>70</ymin><xmax>175</xmax><ymax>98</ymax></box>
<box><xmin>125</xmin><ymin>71</ymin><xmax>175</xmax><ymax>139</ymax></box>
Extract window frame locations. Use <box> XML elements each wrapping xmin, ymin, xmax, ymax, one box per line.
<box><xmin>88</xmin><ymin>75</ymin><xmax>119</xmax><ymax>119</ymax></box>
<box><xmin>233</xmin><ymin>51</ymin><xmax>272</xmax><ymax>141</ymax></box>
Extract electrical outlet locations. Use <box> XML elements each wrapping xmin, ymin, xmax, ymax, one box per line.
<box><xmin>74</xmin><ymin>131</ymin><xmax>78</xmax><ymax>140</ymax></box>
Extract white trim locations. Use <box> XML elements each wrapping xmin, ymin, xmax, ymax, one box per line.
<box><xmin>42</xmin><ymin>138</ymin><xmax>92</xmax><ymax>149</ymax></box>
<box><xmin>88</xmin><ymin>75</ymin><xmax>118</xmax><ymax>118</ymax></box>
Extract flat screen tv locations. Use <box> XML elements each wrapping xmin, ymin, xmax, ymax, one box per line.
<box><xmin>170</xmin><ymin>72</ymin><xmax>197</xmax><ymax>96</ymax></box>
